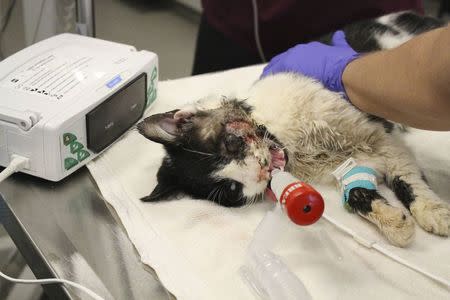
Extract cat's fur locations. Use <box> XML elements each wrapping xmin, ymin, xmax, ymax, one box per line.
<box><xmin>137</xmin><ymin>11</ymin><xmax>449</xmax><ymax>247</ymax></box>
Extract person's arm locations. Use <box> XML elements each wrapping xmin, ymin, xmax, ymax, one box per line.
<box><xmin>342</xmin><ymin>25</ymin><xmax>450</xmax><ymax>131</ymax></box>
<box><xmin>261</xmin><ymin>27</ymin><xmax>450</xmax><ymax>131</ymax></box>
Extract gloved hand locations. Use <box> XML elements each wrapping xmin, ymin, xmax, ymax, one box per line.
<box><xmin>261</xmin><ymin>31</ymin><xmax>360</xmax><ymax>95</ymax></box>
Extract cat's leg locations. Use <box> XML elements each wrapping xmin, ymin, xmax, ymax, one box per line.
<box><xmin>344</xmin><ymin>175</ymin><xmax>415</xmax><ymax>247</ymax></box>
<box><xmin>287</xmin><ymin>142</ymin><xmax>415</xmax><ymax>245</ymax></box>
<box><xmin>380</xmin><ymin>139</ymin><xmax>450</xmax><ymax>237</ymax></box>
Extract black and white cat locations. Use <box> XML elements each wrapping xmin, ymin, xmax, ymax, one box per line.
<box><xmin>137</xmin><ymin>12</ymin><xmax>449</xmax><ymax>247</ymax></box>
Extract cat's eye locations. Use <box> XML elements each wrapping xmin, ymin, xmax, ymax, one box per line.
<box><xmin>225</xmin><ymin>134</ymin><xmax>244</xmax><ymax>154</ymax></box>
<box><xmin>269</xmin><ymin>144</ymin><xmax>279</xmax><ymax>150</ymax></box>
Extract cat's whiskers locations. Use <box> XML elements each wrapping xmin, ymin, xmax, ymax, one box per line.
<box><xmin>244</xmin><ymin>192</ymin><xmax>264</xmax><ymax>207</ymax></box>
<box><xmin>214</xmin><ymin>184</ymin><xmax>226</xmax><ymax>206</ymax></box>
<box><xmin>242</xmin><ymin>196</ymin><xmax>253</xmax><ymax>208</ymax></box>
<box><xmin>182</xmin><ymin>147</ymin><xmax>214</xmax><ymax>156</ymax></box>
<box><xmin>277</xmin><ymin>144</ymin><xmax>288</xmax><ymax>151</ymax></box>
<box><xmin>207</xmin><ymin>185</ymin><xmax>221</xmax><ymax>202</ymax></box>
<box><xmin>197</xmin><ymin>155</ymin><xmax>215</xmax><ymax>162</ymax></box>
<box><xmin>263</xmin><ymin>130</ymin><xmax>270</xmax><ymax>143</ymax></box>
<box><xmin>237</xmin><ymin>194</ymin><xmax>244</xmax><ymax>206</ymax></box>
<box><xmin>218</xmin><ymin>186</ymin><xmax>226</xmax><ymax>206</ymax></box>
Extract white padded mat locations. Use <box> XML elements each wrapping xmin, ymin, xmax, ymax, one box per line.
<box><xmin>87</xmin><ymin>65</ymin><xmax>450</xmax><ymax>300</ymax></box>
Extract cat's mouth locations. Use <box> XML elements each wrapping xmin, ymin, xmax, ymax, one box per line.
<box><xmin>269</xmin><ymin>146</ymin><xmax>286</xmax><ymax>172</ymax></box>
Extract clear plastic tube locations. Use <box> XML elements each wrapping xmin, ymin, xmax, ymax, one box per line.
<box><xmin>240</xmin><ymin>206</ymin><xmax>312</xmax><ymax>300</ymax></box>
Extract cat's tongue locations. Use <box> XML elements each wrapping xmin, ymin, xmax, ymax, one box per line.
<box><xmin>269</xmin><ymin>148</ymin><xmax>286</xmax><ymax>171</ymax></box>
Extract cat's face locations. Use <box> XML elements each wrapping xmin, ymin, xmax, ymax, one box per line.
<box><xmin>137</xmin><ymin>99</ymin><xmax>286</xmax><ymax>207</ymax></box>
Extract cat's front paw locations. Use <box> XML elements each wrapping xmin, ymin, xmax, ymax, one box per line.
<box><xmin>369</xmin><ymin>200</ymin><xmax>415</xmax><ymax>247</ymax></box>
<box><xmin>411</xmin><ymin>198</ymin><xmax>450</xmax><ymax>236</ymax></box>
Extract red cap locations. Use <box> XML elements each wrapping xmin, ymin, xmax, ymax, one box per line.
<box><xmin>281</xmin><ymin>182</ymin><xmax>324</xmax><ymax>226</ymax></box>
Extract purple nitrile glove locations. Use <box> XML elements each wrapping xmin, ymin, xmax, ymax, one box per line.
<box><xmin>261</xmin><ymin>31</ymin><xmax>360</xmax><ymax>95</ymax></box>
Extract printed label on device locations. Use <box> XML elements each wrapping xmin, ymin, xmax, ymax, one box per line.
<box><xmin>0</xmin><ymin>45</ymin><xmax>118</xmax><ymax>101</ymax></box>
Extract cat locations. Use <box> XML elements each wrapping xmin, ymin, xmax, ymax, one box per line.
<box><xmin>136</xmin><ymin>11</ymin><xmax>449</xmax><ymax>247</ymax></box>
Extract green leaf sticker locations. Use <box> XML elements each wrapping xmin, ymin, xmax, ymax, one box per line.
<box><xmin>146</xmin><ymin>66</ymin><xmax>158</xmax><ymax>108</ymax></box>
<box><xmin>64</xmin><ymin>157</ymin><xmax>78</xmax><ymax>170</ymax></box>
<box><xmin>77</xmin><ymin>150</ymin><xmax>90</xmax><ymax>162</ymax></box>
<box><xmin>63</xmin><ymin>133</ymin><xmax>77</xmax><ymax>146</ymax></box>
<box><xmin>70</xmin><ymin>141</ymin><xmax>84</xmax><ymax>154</ymax></box>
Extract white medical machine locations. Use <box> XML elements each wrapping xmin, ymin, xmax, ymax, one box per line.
<box><xmin>0</xmin><ymin>33</ymin><xmax>158</xmax><ymax>181</ymax></box>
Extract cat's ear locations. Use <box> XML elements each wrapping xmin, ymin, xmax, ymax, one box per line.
<box><xmin>136</xmin><ymin>109</ymin><xmax>194</xmax><ymax>145</ymax></box>
<box><xmin>140</xmin><ymin>182</ymin><xmax>178</xmax><ymax>202</ymax></box>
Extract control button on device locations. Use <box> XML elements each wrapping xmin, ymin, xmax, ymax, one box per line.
<box><xmin>106</xmin><ymin>75</ymin><xmax>122</xmax><ymax>89</ymax></box>
<box><xmin>77</xmin><ymin>150</ymin><xmax>90</xmax><ymax>162</ymax></box>
<box><xmin>63</xmin><ymin>133</ymin><xmax>77</xmax><ymax>145</ymax></box>
<box><xmin>64</xmin><ymin>157</ymin><xmax>78</xmax><ymax>170</ymax></box>
<box><xmin>70</xmin><ymin>141</ymin><xmax>84</xmax><ymax>154</ymax></box>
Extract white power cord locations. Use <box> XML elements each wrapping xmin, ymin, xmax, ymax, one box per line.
<box><xmin>323</xmin><ymin>214</ymin><xmax>450</xmax><ymax>288</ymax></box>
<box><xmin>0</xmin><ymin>270</ymin><xmax>105</xmax><ymax>300</ymax></box>
<box><xmin>0</xmin><ymin>154</ymin><xmax>30</xmax><ymax>183</ymax></box>
<box><xmin>0</xmin><ymin>155</ymin><xmax>105</xmax><ymax>299</ymax></box>
<box><xmin>372</xmin><ymin>243</ymin><xmax>450</xmax><ymax>288</ymax></box>
<box><xmin>251</xmin><ymin>0</ymin><xmax>267</xmax><ymax>62</ymax></box>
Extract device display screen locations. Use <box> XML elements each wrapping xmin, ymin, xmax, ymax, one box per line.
<box><xmin>86</xmin><ymin>73</ymin><xmax>147</xmax><ymax>153</ymax></box>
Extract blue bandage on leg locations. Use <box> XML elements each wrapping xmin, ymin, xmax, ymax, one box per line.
<box><xmin>332</xmin><ymin>159</ymin><xmax>378</xmax><ymax>212</ymax></box>
<box><xmin>342</xmin><ymin>166</ymin><xmax>377</xmax><ymax>203</ymax></box>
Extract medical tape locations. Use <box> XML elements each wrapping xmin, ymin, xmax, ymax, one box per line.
<box><xmin>332</xmin><ymin>158</ymin><xmax>378</xmax><ymax>210</ymax></box>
